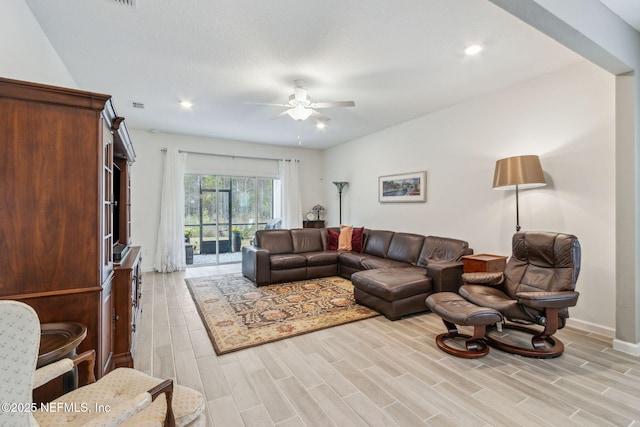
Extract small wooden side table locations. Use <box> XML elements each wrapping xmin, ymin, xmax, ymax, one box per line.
<box><xmin>462</xmin><ymin>254</ymin><xmax>508</xmax><ymax>273</ymax></box>
<box><xmin>303</xmin><ymin>220</ymin><xmax>325</xmax><ymax>228</ymax></box>
<box><xmin>38</xmin><ymin>322</ymin><xmax>87</xmax><ymax>392</ymax></box>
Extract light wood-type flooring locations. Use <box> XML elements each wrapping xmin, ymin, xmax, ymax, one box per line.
<box><xmin>134</xmin><ymin>264</ymin><xmax>640</xmax><ymax>426</ymax></box>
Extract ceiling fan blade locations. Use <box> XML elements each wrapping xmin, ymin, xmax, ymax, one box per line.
<box><xmin>310</xmin><ymin>109</ymin><xmax>330</xmax><ymax>122</ymax></box>
<box><xmin>311</xmin><ymin>101</ymin><xmax>355</xmax><ymax>109</ymax></box>
<box><xmin>245</xmin><ymin>101</ymin><xmax>290</xmax><ymax>107</ymax></box>
<box><xmin>271</xmin><ymin>109</ymin><xmax>291</xmax><ymax>120</ymax></box>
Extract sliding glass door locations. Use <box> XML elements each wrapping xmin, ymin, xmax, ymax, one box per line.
<box><xmin>184</xmin><ymin>174</ymin><xmax>278</xmax><ymax>265</ymax></box>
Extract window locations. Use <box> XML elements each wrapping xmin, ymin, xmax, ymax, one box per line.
<box><xmin>184</xmin><ymin>174</ymin><xmax>278</xmax><ymax>265</ymax></box>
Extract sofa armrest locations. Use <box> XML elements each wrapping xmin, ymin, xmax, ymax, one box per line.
<box><xmin>461</xmin><ymin>272</ymin><xmax>504</xmax><ymax>286</ymax></box>
<box><xmin>242</xmin><ymin>245</ymin><xmax>271</xmax><ymax>285</ymax></box>
<box><xmin>426</xmin><ymin>261</ymin><xmax>464</xmax><ymax>293</ymax></box>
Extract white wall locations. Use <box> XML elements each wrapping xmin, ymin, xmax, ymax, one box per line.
<box><xmin>3</xmin><ymin>0</ymin><xmax>617</xmax><ymax>337</ymax></box>
<box><xmin>0</xmin><ymin>0</ymin><xmax>76</xmax><ymax>87</ymax></box>
<box><xmin>493</xmin><ymin>0</ymin><xmax>640</xmax><ymax>354</ymax></box>
<box><xmin>324</xmin><ymin>61</ymin><xmax>615</xmax><ymax>334</ymax></box>
<box><xmin>130</xmin><ymin>130</ymin><xmax>324</xmax><ymax>271</ymax></box>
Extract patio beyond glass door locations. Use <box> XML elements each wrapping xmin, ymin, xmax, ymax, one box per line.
<box><xmin>231</xmin><ymin>177</ymin><xmax>256</xmax><ymax>254</ymax></box>
<box><xmin>184</xmin><ymin>174</ymin><xmax>277</xmax><ymax>266</ymax></box>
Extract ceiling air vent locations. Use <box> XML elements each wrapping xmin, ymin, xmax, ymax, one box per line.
<box><xmin>111</xmin><ymin>0</ymin><xmax>137</xmax><ymax>8</ymax></box>
<box><xmin>131</xmin><ymin>101</ymin><xmax>145</xmax><ymax>109</ymax></box>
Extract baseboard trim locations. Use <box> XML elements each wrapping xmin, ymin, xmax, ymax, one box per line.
<box><xmin>565</xmin><ymin>318</ymin><xmax>615</xmax><ymax>339</ymax></box>
<box><xmin>612</xmin><ymin>339</ymin><xmax>640</xmax><ymax>357</ymax></box>
<box><xmin>564</xmin><ymin>319</ymin><xmax>640</xmax><ymax>357</ymax></box>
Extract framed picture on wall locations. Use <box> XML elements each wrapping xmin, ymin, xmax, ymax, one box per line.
<box><xmin>378</xmin><ymin>171</ymin><xmax>427</xmax><ymax>203</ymax></box>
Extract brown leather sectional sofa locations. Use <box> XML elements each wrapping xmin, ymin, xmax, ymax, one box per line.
<box><xmin>242</xmin><ymin>228</ymin><xmax>472</xmax><ymax>319</ymax></box>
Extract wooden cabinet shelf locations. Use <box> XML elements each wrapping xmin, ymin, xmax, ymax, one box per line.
<box><xmin>113</xmin><ymin>246</ymin><xmax>142</xmax><ymax>368</ymax></box>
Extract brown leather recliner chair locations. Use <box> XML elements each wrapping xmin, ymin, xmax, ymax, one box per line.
<box><xmin>459</xmin><ymin>231</ymin><xmax>581</xmax><ymax>358</ymax></box>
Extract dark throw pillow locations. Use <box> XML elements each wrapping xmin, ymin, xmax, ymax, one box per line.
<box><xmin>352</xmin><ymin>227</ymin><xmax>364</xmax><ymax>252</ymax></box>
<box><xmin>327</xmin><ymin>229</ymin><xmax>339</xmax><ymax>250</ymax></box>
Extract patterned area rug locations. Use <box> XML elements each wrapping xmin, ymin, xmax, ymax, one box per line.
<box><xmin>185</xmin><ymin>274</ymin><xmax>379</xmax><ymax>355</ymax></box>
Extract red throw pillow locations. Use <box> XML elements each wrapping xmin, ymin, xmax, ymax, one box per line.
<box><xmin>327</xmin><ymin>229</ymin><xmax>339</xmax><ymax>250</ymax></box>
<box><xmin>352</xmin><ymin>227</ymin><xmax>364</xmax><ymax>252</ymax></box>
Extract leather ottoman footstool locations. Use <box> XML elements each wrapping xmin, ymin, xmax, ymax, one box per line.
<box><xmin>425</xmin><ymin>292</ymin><xmax>502</xmax><ymax>358</ymax></box>
<box><xmin>351</xmin><ymin>268</ymin><xmax>432</xmax><ymax>320</ymax></box>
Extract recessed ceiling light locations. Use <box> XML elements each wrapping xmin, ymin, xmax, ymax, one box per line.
<box><xmin>316</xmin><ymin>122</ymin><xmax>326</xmax><ymax>129</ymax></box>
<box><xmin>180</xmin><ymin>100</ymin><xmax>194</xmax><ymax>109</ymax></box>
<box><xmin>464</xmin><ymin>44</ymin><xmax>483</xmax><ymax>56</ymax></box>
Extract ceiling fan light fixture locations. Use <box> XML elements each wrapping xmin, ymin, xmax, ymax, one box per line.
<box><xmin>255</xmin><ymin>80</ymin><xmax>354</xmax><ymax>124</ymax></box>
<box><xmin>287</xmin><ymin>105</ymin><xmax>312</xmax><ymax>121</ymax></box>
<box><xmin>294</xmin><ymin>87</ymin><xmax>308</xmax><ymax>103</ymax></box>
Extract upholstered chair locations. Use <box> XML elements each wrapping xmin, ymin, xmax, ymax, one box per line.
<box><xmin>459</xmin><ymin>231</ymin><xmax>581</xmax><ymax>358</ymax></box>
<box><xmin>0</xmin><ymin>300</ymin><xmax>41</xmax><ymax>426</ymax></box>
<box><xmin>0</xmin><ymin>300</ymin><xmax>205</xmax><ymax>426</ymax></box>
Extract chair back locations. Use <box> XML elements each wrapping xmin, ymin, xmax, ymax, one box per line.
<box><xmin>265</xmin><ymin>218</ymin><xmax>282</xmax><ymax>229</ymax></box>
<box><xmin>0</xmin><ymin>301</ymin><xmax>41</xmax><ymax>426</ymax></box>
<box><xmin>504</xmin><ymin>231</ymin><xmax>581</xmax><ymax>299</ymax></box>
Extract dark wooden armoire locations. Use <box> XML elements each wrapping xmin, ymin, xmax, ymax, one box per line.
<box><xmin>0</xmin><ymin>77</ymin><xmax>139</xmax><ymax>385</ymax></box>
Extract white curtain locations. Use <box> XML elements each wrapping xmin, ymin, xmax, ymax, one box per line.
<box><xmin>280</xmin><ymin>159</ymin><xmax>302</xmax><ymax>229</ymax></box>
<box><xmin>155</xmin><ymin>149</ymin><xmax>188</xmax><ymax>272</ymax></box>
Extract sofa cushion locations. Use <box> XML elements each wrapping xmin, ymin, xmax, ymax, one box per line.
<box><xmin>386</xmin><ymin>233</ymin><xmax>425</xmax><ymax>265</ymax></box>
<box><xmin>339</xmin><ymin>251</ymin><xmax>368</xmax><ymax>269</ymax></box>
<box><xmin>270</xmin><ymin>253</ymin><xmax>306</xmax><ymax>270</ymax></box>
<box><xmin>35</xmin><ymin>368</ymin><xmax>206</xmax><ymax>427</ymax></box>
<box><xmin>363</xmin><ymin>230</ymin><xmax>394</xmax><ymax>258</ymax></box>
<box><xmin>361</xmin><ymin>257</ymin><xmax>413</xmax><ymax>270</ymax></box>
<box><xmin>291</xmin><ymin>228</ymin><xmax>324</xmax><ymax>253</ymax></box>
<box><xmin>417</xmin><ymin>235</ymin><xmax>470</xmax><ymax>267</ymax></box>
<box><xmin>256</xmin><ymin>230</ymin><xmax>293</xmax><ymax>255</ymax></box>
<box><xmin>306</xmin><ymin>251</ymin><xmax>340</xmax><ymax>266</ymax></box>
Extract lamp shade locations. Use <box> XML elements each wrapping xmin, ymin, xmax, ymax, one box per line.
<box><xmin>332</xmin><ymin>181</ymin><xmax>348</xmax><ymax>192</ymax></box>
<box><xmin>493</xmin><ymin>155</ymin><xmax>546</xmax><ymax>190</ymax></box>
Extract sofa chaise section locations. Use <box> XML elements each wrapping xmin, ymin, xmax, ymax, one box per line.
<box><xmin>351</xmin><ymin>235</ymin><xmax>472</xmax><ymax>319</ymax></box>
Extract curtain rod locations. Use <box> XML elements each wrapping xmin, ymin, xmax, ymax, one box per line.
<box><xmin>160</xmin><ymin>148</ymin><xmax>297</xmax><ymax>162</ymax></box>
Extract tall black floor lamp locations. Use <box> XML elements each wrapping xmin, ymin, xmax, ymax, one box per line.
<box><xmin>332</xmin><ymin>181</ymin><xmax>348</xmax><ymax>224</ymax></box>
<box><xmin>493</xmin><ymin>155</ymin><xmax>546</xmax><ymax>231</ymax></box>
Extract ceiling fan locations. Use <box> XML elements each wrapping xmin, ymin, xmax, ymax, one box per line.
<box><xmin>256</xmin><ymin>79</ymin><xmax>355</xmax><ymax>122</ymax></box>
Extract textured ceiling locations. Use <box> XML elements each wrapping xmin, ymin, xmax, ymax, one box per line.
<box><xmin>24</xmin><ymin>0</ymin><xmax>588</xmax><ymax>149</ymax></box>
